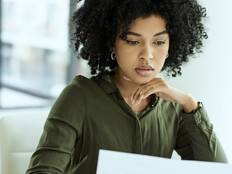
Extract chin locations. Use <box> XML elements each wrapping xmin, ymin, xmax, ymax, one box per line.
<box><xmin>133</xmin><ymin>76</ymin><xmax>154</xmax><ymax>85</ymax></box>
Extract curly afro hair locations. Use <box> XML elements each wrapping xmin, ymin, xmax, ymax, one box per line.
<box><xmin>71</xmin><ymin>0</ymin><xmax>208</xmax><ymax>77</ymax></box>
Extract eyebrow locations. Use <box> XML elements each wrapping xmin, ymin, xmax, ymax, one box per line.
<box><xmin>127</xmin><ymin>30</ymin><xmax>169</xmax><ymax>37</ymax></box>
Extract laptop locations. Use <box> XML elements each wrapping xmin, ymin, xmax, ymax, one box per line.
<box><xmin>97</xmin><ymin>149</ymin><xmax>232</xmax><ymax>174</ymax></box>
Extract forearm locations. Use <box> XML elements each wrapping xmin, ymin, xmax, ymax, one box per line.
<box><xmin>26</xmin><ymin>116</ymin><xmax>77</xmax><ymax>174</ymax></box>
<box><xmin>181</xmin><ymin>93</ymin><xmax>198</xmax><ymax>113</ymax></box>
<box><xmin>176</xmin><ymin>105</ymin><xmax>228</xmax><ymax>163</ymax></box>
<box><xmin>26</xmin><ymin>148</ymin><xmax>71</xmax><ymax>174</ymax></box>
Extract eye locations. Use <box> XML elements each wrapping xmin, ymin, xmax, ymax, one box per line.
<box><xmin>154</xmin><ymin>40</ymin><xmax>166</xmax><ymax>45</ymax></box>
<box><xmin>126</xmin><ymin>40</ymin><xmax>140</xmax><ymax>45</ymax></box>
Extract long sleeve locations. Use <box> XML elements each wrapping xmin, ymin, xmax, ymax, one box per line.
<box><xmin>174</xmin><ymin>103</ymin><xmax>228</xmax><ymax>162</ymax></box>
<box><xmin>26</xmin><ymin>116</ymin><xmax>77</xmax><ymax>174</ymax></box>
<box><xmin>26</xmin><ymin>77</ymin><xmax>86</xmax><ymax>174</ymax></box>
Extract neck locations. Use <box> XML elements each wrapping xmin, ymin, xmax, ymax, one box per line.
<box><xmin>111</xmin><ymin>70</ymin><xmax>140</xmax><ymax>102</ymax></box>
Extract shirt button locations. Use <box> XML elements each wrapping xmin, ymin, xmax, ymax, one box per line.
<box><xmin>197</xmin><ymin>119</ymin><xmax>202</xmax><ymax>124</ymax></box>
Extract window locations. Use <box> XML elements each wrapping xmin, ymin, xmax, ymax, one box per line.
<box><xmin>0</xmin><ymin>0</ymin><xmax>71</xmax><ymax>108</ymax></box>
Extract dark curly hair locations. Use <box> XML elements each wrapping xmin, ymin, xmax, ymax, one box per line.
<box><xmin>71</xmin><ymin>0</ymin><xmax>208</xmax><ymax>77</ymax></box>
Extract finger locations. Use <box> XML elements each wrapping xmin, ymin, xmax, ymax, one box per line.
<box><xmin>139</xmin><ymin>78</ymin><xmax>165</xmax><ymax>92</ymax></box>
<box><xmin>136</xmin><ymin>85</ymin><xmax>153</xmax><ymax>101</ymax></box>
<box><xmin>139</xmin><ymin>84</ymin><xmax>154</xmax><ymax>95</ymax></box>
<box><xmin>135</xmin><ymin>78</ymin><xmax>168</xmax><ymax>104</ymax></box>
<box><xmin>136</xmin><ymin>94</ymin><xmax>145</xmax><ymax>105</ymax></box>
<box><xmin>145</xmin><ymin>80</ymin><xmax>170</xmax><ymax>96</ymax></box>
<box><xmin>142</xmin><ymin>86</ymin><xmax>158</xmax><ymax>99</ymax></box>
<box><xmin>136</xmin><ymin>82</ymin><xmax>163</xmax><ymax>103</ymax></box>
<box><xmin>132</xmin><ymin>87</ymin><xmax>141</xmax><ymax>104</ymax></box>
<box><xmin>136</xmin><ymin>86</ymin><xmax>157</xmax><ymax>105</ymax></box>
<box><xmin>133</xmin><ymin>85</ymin><xmax>150</xmax><ymax>104</ymax></box>
<box><xmin>156</xmin><ymin>92</ymin><xmax>176</xmax><ymax>102</ymax></box>
<box><xmin>154</xmin><ymin>92</ymin><xmax>159</xmax><ymax>97</ymax></box>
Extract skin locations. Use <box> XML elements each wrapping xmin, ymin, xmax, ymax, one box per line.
<box><xmin>111</xmin><ymin>15</ymin><xmax>198</xmax><ymax>114</ymax></box>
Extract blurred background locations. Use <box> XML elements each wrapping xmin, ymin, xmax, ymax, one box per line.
<box><xmin>0</xmin><ymin>0</ymin><xmax>231</xmax><ymax>164</ymax></box>
<box><xmin>0</xmin><ymin>0</ymin><xmax>90</xmax><ymax>109</ymax></box>
<box><xmin>159</xmin><ymin>0</ymin><xmax>232</xmax><ymax>164</ymax></box>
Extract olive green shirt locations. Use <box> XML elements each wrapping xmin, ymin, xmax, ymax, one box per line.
<box><xmin>26</xmin><ymin>73</ymin><xmax>228</xmax><ymax>174</ymax></box>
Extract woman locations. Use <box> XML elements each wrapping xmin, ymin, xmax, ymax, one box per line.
<box><xmin>26</xmin><ymin>0</ymin><xmax>228</xmax><ymax>173</ymax></box>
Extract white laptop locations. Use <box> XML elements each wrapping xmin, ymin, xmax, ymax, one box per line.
<box><xmin>97</xmin><ymin>149</ymin><xmax>232</xmax><ymax>174</ymax></box>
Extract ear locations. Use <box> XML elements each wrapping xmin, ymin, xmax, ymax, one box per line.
<box><xmin>110</xmin><ymin>43</ymin><xmax>116</xmax><ymax>53</ymax></box>
<box><xmin>110</xmin><ymin>48</ymin><xmax>116</xmax><ymax>54</ymax></box>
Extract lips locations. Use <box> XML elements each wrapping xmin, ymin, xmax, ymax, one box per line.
<box><xmin>135</xmin><ymin>65</ymin><xmax>154</xmax><ymax>70</ymax></box>
<box><xmin>135</xmin><ymin>65</ymin><xmax>154</xmax><ymax>76</ymax></box>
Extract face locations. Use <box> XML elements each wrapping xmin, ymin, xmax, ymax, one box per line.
<box><xmin>113</xmin><ymin>15</ymin><xmax>170</xmax><ymax>84</ymax></box>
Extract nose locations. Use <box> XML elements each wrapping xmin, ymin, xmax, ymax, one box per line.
<box><xmin>139</xmin><ymin>44</ymin><xmax>154</xmax><ymax>60</ymax></box>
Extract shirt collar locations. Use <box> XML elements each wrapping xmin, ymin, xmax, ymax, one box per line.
<box><xmin>91</xmin><ymin>72</ymin><xmax>118</xmax><ymax>94</ymax></box>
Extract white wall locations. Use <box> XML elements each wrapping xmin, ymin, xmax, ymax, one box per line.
<box><xmin>160</xmin><ymin>0</ymin><xmax>232</xmax><ymax>163</ymax></box>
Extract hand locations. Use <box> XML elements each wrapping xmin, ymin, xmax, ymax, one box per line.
<box><xmin>128</xmin><ymin>77</ymin><xmax>198</xmax><ymax>113</ymax></box>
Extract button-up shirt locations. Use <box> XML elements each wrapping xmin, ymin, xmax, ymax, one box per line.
<box><xmin>26</xmin><ymin>73</ymin><xmax>228</xmax><ymax>174</ymax></box>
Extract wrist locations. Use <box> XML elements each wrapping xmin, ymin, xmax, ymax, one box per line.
<box><xmin>181</xmin><ymin>94</ymin><xmax>198</xmax><ymax>113</ymax></box>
